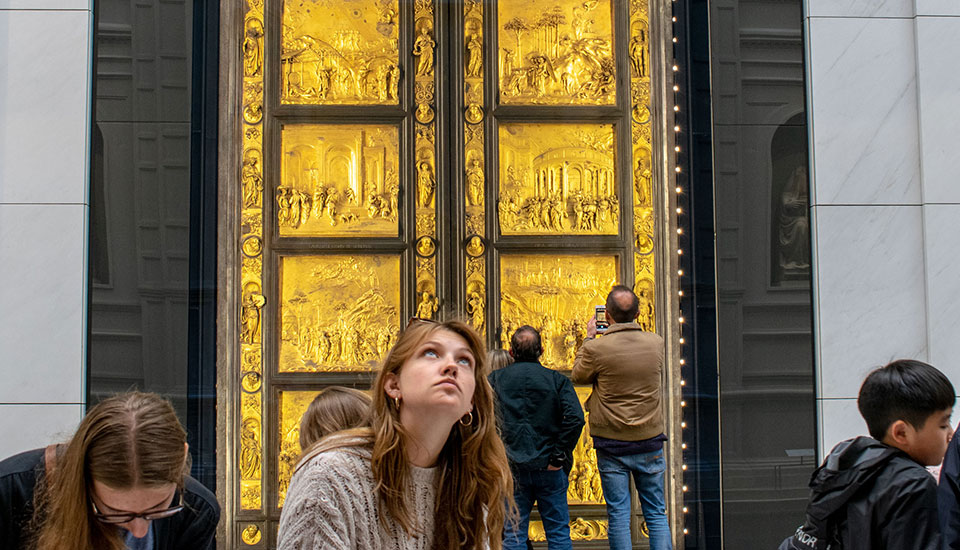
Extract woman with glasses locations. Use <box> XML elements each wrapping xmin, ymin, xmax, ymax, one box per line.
<box><xmin>0</xmin><ymin>392</ymin><xmax>219</xmax><ymax>550</ymax></box>
<box><xmin>278</xmin><ymin>319</ymin><xmax>514</xmax><ymax>550</ymax></box>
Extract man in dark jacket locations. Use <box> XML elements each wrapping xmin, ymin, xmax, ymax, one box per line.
<box><xmin>781</xmin><ymin>359</ymin><xmax>953</xmax><ymax>550</ymax></box>
<box><xmin>490</xmin><ymin>325</ymin><xmax>585</xmax><ymax>550</ymax></box>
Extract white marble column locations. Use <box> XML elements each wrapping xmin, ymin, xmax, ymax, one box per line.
<box><xmin>0</xmin><ymin>0</ymin><xmax>91</xmax><ymax>456</ymax></box>
<box><xmin>806</xmin><ymin>0</ymin><xmax>960</xmax><ymax>459</ymax></box>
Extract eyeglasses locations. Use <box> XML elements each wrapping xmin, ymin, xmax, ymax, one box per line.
<box><xmin>406</xmin><ymin>316</ymin><xmax>438</xmax><ymax>329</ymax></box>
<box><xmin>91</xmin><ymin>490</ymin><xmax>184</xmax><ymax>524</ymax></box>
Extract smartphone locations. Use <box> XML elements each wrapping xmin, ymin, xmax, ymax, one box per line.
<box><xmin>595</xmin><ymin>305</ymin><xmax>609</xmax><ymax>333</ymax></box>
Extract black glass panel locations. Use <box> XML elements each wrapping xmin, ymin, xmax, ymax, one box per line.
<box><xmin>681</xmin><ymin>0</ymin><xmax>815</xmax><ymax>546</ymax></box>
<box><xmin>88</xmin><ymin>0</ymin><xmax>218</xmax><ymax>491</ymax></box>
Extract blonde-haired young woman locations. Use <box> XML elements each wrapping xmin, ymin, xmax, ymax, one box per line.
<box><xmin>278</xmin><ymin>319</ymin><xmax>514</xmax><ymax>550</ymax></box>
<box><xmin>0</xmin><ymin>392</ymin><xmax>219</xmax><ymax>550</ymax></box>
<box><xmin>298</xmin><ymin>385</ymin><xmax>371</xmax><ymax>451</ymax></box>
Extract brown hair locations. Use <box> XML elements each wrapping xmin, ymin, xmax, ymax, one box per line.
<box><xmin>298</xmin><ymin>320</ymin><xmax>514</xmax><ymax>550</ymax></box>
<box><xmin>487</xmin><ymin>348</ymin><xmax>513</xmax><ymax>373</ymax></box>
<box><xmin>298</xmin><ymin>386</ymin><xmax>371</xmax><ymax>451</ymax></box>
<box><xmin>32</xmin><ymin>392</ymin><xmax>189</xmax><ymax>550</ymax></box>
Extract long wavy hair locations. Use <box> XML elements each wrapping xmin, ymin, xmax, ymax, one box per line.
<box><xmin>31</xmin><ymin>392</ymin><xmax>190</xmax><ymax>550</ymax></box>
<box><xmin>295</xmin><ymin>320</ymin><xmax>514</xmax><ymax>550</ymax></box>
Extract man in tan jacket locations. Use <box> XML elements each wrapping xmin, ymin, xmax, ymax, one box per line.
<box><xmin>572</xmin><ymin>285</ymin><xmax>671</xmax><ymax>550</ymax></box>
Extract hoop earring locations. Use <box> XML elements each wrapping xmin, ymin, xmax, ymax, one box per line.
<box><xmin>393</xmin><ymin>396</ymin><xmax>401</xmax><ymax>410</ymax></box>
<box><xmin>459</xmin><ymin>411</ymin><xmax>474</xmax><ymax>426</ymax></box>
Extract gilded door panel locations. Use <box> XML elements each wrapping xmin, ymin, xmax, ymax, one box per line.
<box><xmin>278</xmin><ymin>255</ymin><xmax>401</xmax><ymax>373</ymax></box>
<box><xmin>499</xmin><ymin>255</ymin><xmax>617</xmax><ymax>370</ymax></box>
<box><xmin>498</xmin><ymin>123</ymin><xmax>619</xmax><ymax>236</ymax></box>
<box><xmin>278</xmin><ymin>125</ymin><xmax>400</xmax><ymax>237</ymax></box>
<box><xmin>498</xmin><ymin>0</ymin><xmax>616</xmax><ymax>105</ymax></box>
<box><xmin>281</xmin><ymin>0</ymin><xmax>400</xmax><ymax>105</ymax></box>
<box><xmin>276</xmin><ymin>390</ymin><xmax>320</xmax><ymax>507</ymax></box>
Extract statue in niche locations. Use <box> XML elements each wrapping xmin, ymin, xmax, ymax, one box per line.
<box><xmin>467</xmin><ymin>291</ymin><xmax>484</xmax><ymax>333</ymax></box>
<box><xmin>241</xmin><ymin>290</ymin><xmax>266</xmax><ymax>344</ymax></box>
<box><xmin>466</xmin><ymin>159</ymin><xmax>484</xmax><ymax>206</ymax></box>
<box><xmin>413</xmin><ymin>27</ymin><xmax>436</xmax><ymax>77</ymax></box>
<box><xmin>629</xmin><ymin>29</ymin><xmax>647</xmax><ymax>78</ymax></box>
<box><xmin>416</xmin><ymin>291</ymin><xmax>439</xmax><ymax>319</ymax></box>
<box><xmin>242</xmin><ymin>153</ymin><xmax>263</xmax><ymax>208</ymax></box>
<box><xmin>466</xmin><ymin>34</ymin><xmax>483</xmax><ymax>77</ymax></box>
<box><xmin>777</xmin><ymin>165</ymin><xmax>810</xmax><ymax>276</ymax></box>
<box><xmin>243</xmin><ymin>18</ymin><xmax>263</xmax><ymax>77</ymax></box>
<box><xmin>634</xmin><ymin>160</ymin><xmax>652</xmax><ymax>206</ymax></box>
<box><xmin>416</xmin><ymin>161</ymin><xmax>435</xmax><ymax>207</ymax></box>
<box><xmin>239</xmin><ymin>417</ymin><xmax>262</xmax><ymax>480</ymax></box>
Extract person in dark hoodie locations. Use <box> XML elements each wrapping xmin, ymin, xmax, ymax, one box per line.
<box><xmin>489</xmin><ymin>325</ymin><xmax>585</xmax><ymax>550</ymax></box>
<box><xmin>780</xmin><ymin>359</ymin><xmax>954</xmax><ymax>550</ymax></box>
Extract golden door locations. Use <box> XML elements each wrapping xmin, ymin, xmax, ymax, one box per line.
<box><xmin>222</xmin><ymin>0</ymin><xmax>676</xmax><ymax>547</ymax></box>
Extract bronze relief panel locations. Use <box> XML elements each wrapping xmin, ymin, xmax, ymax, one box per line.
<box><xmin>281</xmin><ymin>0</ymin><xmax>400</xmax><ymax>105</ymax></box>
<box><xmin>498</xmin><ymin>123</ymin><xmax>619</xmax><ymax>236</ymax></box>
<box><xmin>278</xmin><ymin>255</ymin><xmax>401</xmax><ymax>373</ymax></box>
<box><xmin>499</xmin><ymin>255</ymin><xmax>618</xmax><ymax>370</ymax></box>
<box><xmin>279</xmin><ymin>124</ymin><xmax>400</xmax><ymax>237</ymax></box>
<box><xmin>498</xmin><ymin>0</ymin><xmax>616</xmax><ymax>105</ymax></box>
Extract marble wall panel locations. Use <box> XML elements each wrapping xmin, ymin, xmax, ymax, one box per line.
<box><xmin>807</xmin><ymin>17</ymin><xmax>920</xmax><ymax>206</ymax></box>
<box><xmin>0</xmin><ymin>9</ymin><xmax>91</xmax><ymax>204</ymax></box>
<box><xmin>0</xmin><ymin>0</ymin><xmax>89</xmax><ymax>9</ymax></box>
<box><xmin>0</xmin><ymin>204</ymin><xmax>86</xmax><ymax>403</ymax></box>
<box><xmin>923</xmin><ymin>205</ymin><xmax>960</xmax><ymax>386</ymax></box>
<box><xmin>916</xmin><ymin>0</ymin><xmax>960</xmax><ymax>16</ymax></box>
<box><xmin>916</xmin><ymin>16</ymin><xmax>960</xmax><ymax>204</ymax></box>
<box><xmin>0</xmin><ymin>404</ymin><xmax>83</xmax><ymax>459</ymax></box>
<box><xmin>805</xmin><ymin>0</ymin><xmax>913</xmax><ymax>18</ymax></box>
<box><xmin>818</xmin><ymin>398</ymin><xmax>866</xmax><ymax>461</ymax></box>
<box><xmin>813</xmin><ymin>205</ymin><xmax>927</xmax><ymax>399</ymax></box>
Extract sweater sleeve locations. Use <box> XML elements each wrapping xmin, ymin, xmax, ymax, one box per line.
<box><xmin>277</xmin><ymin>456</ymin><xmax>356</xmax><ymax>550</ymax></box>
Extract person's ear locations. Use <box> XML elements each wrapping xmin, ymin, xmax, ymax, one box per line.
<box><xmin>605</xmin><ymin>311</ymin><xmax>613</xmax><ymax>324</ymax></box>
<box><xmin>509</xmin><ymin>349</ymin><xmax>515</xmax><ymax>359</ymax></box>
<box><xmin>886</xmin><ymin>419</ymin><xmax>912</xmax><ymax>446</ymax></box>
<box><xmin>383</xmin><ymin>373</ymin><xmax>401</xmax><ymax>399</ymax></box>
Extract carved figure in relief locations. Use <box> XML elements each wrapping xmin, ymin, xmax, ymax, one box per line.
<box><xmin>412</xmin><ymin>27</ymin><xmax>436</xmax><ymax>77</ymax></box>
<box><xmin>240</xmin><ymin>417</ymin><xmax>262</xmax><ymax>480</ymax></box>
<box><xmin>467</xmin><ymin>291</ymin><xmax>485</xmax><ymax>333</ymax></box>
<box><xmin>241</xmin><ymin>291</ymin><xmax>265</xmax><ymax>344</ymax></box>
<box><xmin>416</xmin><ymin>291</ymin><xmax>439</xmax><ymax>320</ymax></box>
<box><xmin>466</xmin><ymin>34</ymin><xmax>483</xmax><ymax>77</ymax></box>
<box><xmin>466</xmin><ymin>159</ymin><xmax>484</xmax><ymax>206</ymax></box>
<box><xmin>416</xmin><ymin>161</ymin><xmax>435</xmax><ymax>208</ymax></box>
<box><xmin>243</xmin><ymin>18</ymin><xmax>264</xmax><ymax>77</ymax></box>
<box><xmin>242</xmin><ymin>154</ymin><xmax>263</xmax><ymax>209</ymax></box>
<box><xmin>387</xmin><ymin>65</ymin><xmax>400</xmax><ymax>99</ymax></box>
<box><xmin>629</xmin><ymin>30</ymin><xmax>647</xmax><ymax>78</ymax></box>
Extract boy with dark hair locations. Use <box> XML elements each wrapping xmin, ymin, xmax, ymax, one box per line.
<box><xmin>780</xmin><ymin>359</ymin><xmax>954</xmax><ymax>550</ymax></box>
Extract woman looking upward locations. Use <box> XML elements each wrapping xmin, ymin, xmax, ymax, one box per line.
<box><xmin>278</xmin><ymin>319</ymin><xmax>513</xmax><ymax>550</ymax></box>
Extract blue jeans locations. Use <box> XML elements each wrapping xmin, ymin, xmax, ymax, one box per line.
<box><xmin>596</xmin><ymin>448</ymin><xmax>672</xmax><ymax>550</ymax></box>
<box><xmin>503</xmin><ymin>468</ymin><xmax>573</xmax><ymax>550</ymax></box>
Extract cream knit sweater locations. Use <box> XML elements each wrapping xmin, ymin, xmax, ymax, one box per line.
<box><xmin>277</xmin><ymin>446</ymin><xmax>438</xmax><ymax>550</ymax></box>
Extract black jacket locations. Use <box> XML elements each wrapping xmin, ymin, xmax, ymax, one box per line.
<box><xmin>781</xmin><ymin>436</ymin><xmax>940</xmax><ymax>550</ymax></box>
<box><xmin>938</xmin><ymin>424</ymin><xmax>960</xmax><ymax>548</ymax></box>
<box><xmin>489</xmin><ymin>360</ymin><xmax>585</xmax><ymax>472</ymax></box>
<box><xmin>0</xmin><ymin>448</ymin><xmax>220</xmax><ymax>550</ymax></box>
